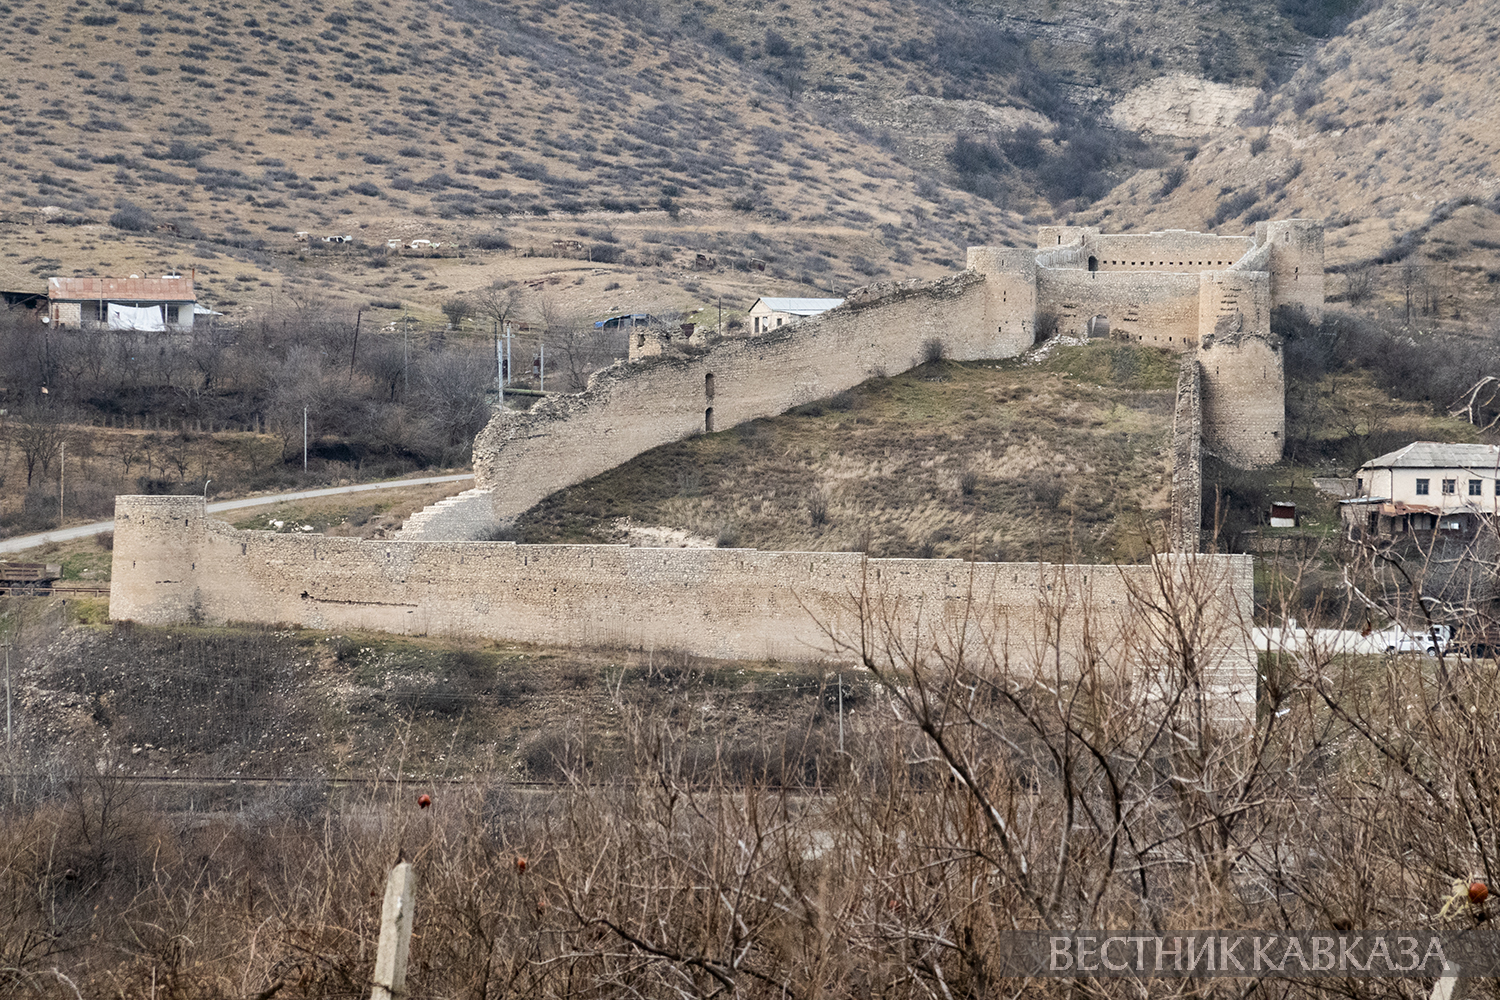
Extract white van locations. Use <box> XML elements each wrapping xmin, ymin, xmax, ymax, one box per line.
<box><xmin>1380</xmin><ymin>624</ymin><xmax>1452</xmax><ymax>655</ymax></box>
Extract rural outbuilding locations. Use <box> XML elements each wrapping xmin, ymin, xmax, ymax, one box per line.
<box><xmin>747</xmin><ymin>297</ymin><xmax>844</xmax><ymax>335</ymax></box>
<box><xmin>47</xmin><ymin>274</ymin><xmax>198</xmax><ymax>331</ymax></box>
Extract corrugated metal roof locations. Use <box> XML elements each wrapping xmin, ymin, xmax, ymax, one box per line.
<box><xmin>754</xmin><ymin>297</ymin><xmax>844</xmax><ymax>316</ymax></box>
<box><xmin>1359</xmin><ymin>442</ymin><xmax>1500</xmax><ymax>471</ymax></box>
<box><xmin>48</xmin><ymin>275</ymin><xmax>196</xmax><ymax>302</ymax></box>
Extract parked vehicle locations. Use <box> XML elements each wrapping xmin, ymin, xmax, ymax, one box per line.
<box><xmin>1450</xmin><ymin>622</ymin><xmax>1500</xmax><ymax>658</ymax></box>
<box><xmin>1379</xmin><ymin>624</ymin><xmax>1452</xmax><ymax>655</ymax></box>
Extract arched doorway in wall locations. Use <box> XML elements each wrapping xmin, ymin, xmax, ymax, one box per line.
<box><xmin>1087</xmin><ymin>314</ymin><xmax>1110</xmax><ymax>338</ymax></box>
<box><xmin>1088</xmin><ymin>256</ymin><xmax>1099</xmax><ymax>272</ymax></box>
<box><xmin>705</xmin><ymin>407</ymin><xmax>714</xmax><ymax>433</ymax></box>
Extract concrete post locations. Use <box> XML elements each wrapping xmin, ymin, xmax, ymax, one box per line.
<box><xmin>370</xmin><ymin>861</ymin><xmax>416</xmax><ymax>1000</ymax></box>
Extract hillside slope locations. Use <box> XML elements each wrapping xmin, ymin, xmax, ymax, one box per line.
<box><xmin>0</xmin><ymin>0</ymin><xmax>1029</xmax><ymax>318</ymax></box>
<box><xmin>1094</xmin><ymin>0</ymin><xmax>1500</xmax><ymax>318</ymax></box>
<box><xmin>513</xmin><ymin>343</ymin><xmax>1183</xmax><ymax>564</ymax></box>
<box><xmin>0</xmin><ymin>0</ymin><xmax>1365</xmax><ymax>323</ymax></box>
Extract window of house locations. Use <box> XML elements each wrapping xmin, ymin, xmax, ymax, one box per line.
<box><xmin>1443</xmin><ymin>479</ymin><xmax>1457</xmax><ymax>495</ymax></box>
<box><xmin>1416</xmin><ymin>479</ymin><xmax>1430</xmax><ymax>495</ymax></box>
<box><xmin>1470</xmin><ymin>479</ymin><xmax>1483</xmax><ymax>496</ymax></box>
<box><xmin>166</xmin><ymin>304</ymin><xmax>180</xmax><ymax>324</ymax></box>
<box><xmin>1356</xmin><ymin>477</ymin><xmax>1363</xmax><ymax>493</ymax></box>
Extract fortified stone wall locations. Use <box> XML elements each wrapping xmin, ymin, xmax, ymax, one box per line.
<box><xmin>1035</xmin><ymin>269</ymin><xmax>1202</xmax><ymax>346</ymax></box>
<box><xmin>467</xmin><ymin>221</ymin><xmax>1317</xmax><ymax>534</ymax></box>
<box><xmin>1037</xmin><ymin>226</ymin><xmax>1100</xmax><ymax>249</ymax></box>
<box><xmin>965</xmin><ymin>246</ymin><xmax>1037</xmax><ymax>351</ymax></box>
<box><xmin>1171</xmin><ymin>358</ymin><xmax>1203</xmax><ymax>552</ymax></box>
<box><xmin>474</xmin><ymin>271</ymin><xmax>998</xmax><ymax>524</ymax></box>
<box><xmin>109</xmin><ymin>496</ymin><xmax>1257</xmax><ymax>716</ymax></box>
<box><xmin>1085</xmin><ymin>233</ymin><xmax>1254</xmax><ymax>271</ymax></box>
<box><xmin>1258</xmin><ymin>219</ymin><xmax>1325</xmax><ymax>319</ymax></box>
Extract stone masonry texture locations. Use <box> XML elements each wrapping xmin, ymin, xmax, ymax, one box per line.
<box><xmin>110</xmin><ymin>496</ymin><xmax>1259</xmax><ymax>720</ymax></box>
<box><xmin>469</xmin><ymin>220</ymin><xmax>1317</xmax><ymax>533</ymax></box>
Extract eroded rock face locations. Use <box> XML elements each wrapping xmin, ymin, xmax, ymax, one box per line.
<box><xmin>1112</xmin><ymin>73</ymin><xmax>1260</xmax><ymax>137</ymax></box>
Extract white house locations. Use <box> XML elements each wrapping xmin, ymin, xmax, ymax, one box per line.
<box><xmin>1343</xmin><ymin>442</ymin><xmax>1500</xmax><ymax>537</ymax></box>
<box><xmin>746</xmin><ymin>297</ymin><xmax>844</xmax><ymax>335</ymax></box>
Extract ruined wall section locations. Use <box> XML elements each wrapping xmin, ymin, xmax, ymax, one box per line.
<box><xmin>1036</xmin><ymin>269</ymin><xmax>1202</xmax><ymax>346</ymax></box>
<box><xmin>1198</xmin><ymin>271</ymin><xmax>1283</xmax><ymax>468</ymax></box>
<box><xmin>1171</xmin><ymin>357</ymin><xmax>1203</xmax><ymax>553</ymax></box>
<box><xmin>109</xmin><ymin>497</ymin><xmax>1257</xmax><ymax>719</ymax></box>
<box><xmin>474</xmin><ymin>272</ymin><xmax>997</xmax><ymax>523</ymax></box>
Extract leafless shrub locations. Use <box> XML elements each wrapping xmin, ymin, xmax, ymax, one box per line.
<box><xmin>807</xmin><ymin>488</ymin><xmax>829</xmax><ymax>525</ymax></box>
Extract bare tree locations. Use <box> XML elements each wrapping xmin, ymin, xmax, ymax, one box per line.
<box><xmin>0</xmin><ymin>411</ymin><xmax>10</xmax><ymax>493</ymax></box>
<box><xmin>1343</xmin><ymin>262</ymin><xmax>1376</xmax><ymax>306</ymax></box>
<box><xmin>14</xmin><ymin>406</ymin><xmax>65</xmax><ymax>486</ymax></box>
<box><xmin>532</xmin><ymin>293</ymin><xmax>614</xmax><ymax>393</ymax></box>
<box><xmin>471</xmin><ymin>280</ymin><xmax>521</xmax><ymax>336</ymax></box>
<box><xmin>415</xmin><ymin>345</ymin><xmax>493</xmax><ymax>453</ymax></box>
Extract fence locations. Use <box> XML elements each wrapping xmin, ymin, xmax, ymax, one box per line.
<box><xmin>81</xmin><ymin>414</ymin><xmax>267</xmax><ymax>434</ymax></box>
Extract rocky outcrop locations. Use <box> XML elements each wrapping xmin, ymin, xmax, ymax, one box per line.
<box><xmin>1112</xmin><ymin>73</ymin><xmax>1260</xmax><ymax>138</ymax></box>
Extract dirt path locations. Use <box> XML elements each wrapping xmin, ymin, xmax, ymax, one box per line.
<box><xmin>0</xmin><ymin>473</ymin><xmax>475</xmax><ymax>555</ymax></box>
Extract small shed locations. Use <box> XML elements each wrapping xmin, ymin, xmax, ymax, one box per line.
<box><xmin>47</xmin><ymin>274</ymin><xmax>197</xmax><ymax>331</ymax></box>
<box><xmin>1269</xmin><ymin>502</ymin><xmax>1297</xmax><ymax>528</ymax></box>
<box><xmin>746</xmin><ymin>297</ymin><xmax>844</xmax><ymax>335</ymax></box>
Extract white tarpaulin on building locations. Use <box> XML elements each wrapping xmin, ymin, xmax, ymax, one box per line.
<box><xmin>107</xmin><ymin>303</ymin><xmax>165</xmax><ymax>331</ymax></box>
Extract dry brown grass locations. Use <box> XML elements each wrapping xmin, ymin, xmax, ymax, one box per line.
<box><xmin>1100</xmin><ymin>0</ymin><xmax>1500</xmax><ymax>325</ymax></box>
<box><xmin>517</xmin><ymin>343</ymin><xmax>1182</xmax><ymax>563</ymax></box>
<box><xmin>3</xmin><ymin>555</ymin><xmax>1498</xmax><ymax>998</ymax></box>
<box><xmin>0</xmin><ymin>0</ymin><xmax>1030</xmax><ymax>324</ymax></box>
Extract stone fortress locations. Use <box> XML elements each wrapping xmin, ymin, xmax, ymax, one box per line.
<box><xmin>454</xmin><ymin>219</ymin><xmax>1320</xmax><ymax>538</ymax></box>
<box><xmin>109</xmin><ymin>220</ymin><xmax>1323</xmax><ymax>717</ymax></box>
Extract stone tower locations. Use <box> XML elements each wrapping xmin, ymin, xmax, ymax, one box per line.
<box><xmin>1256</xmin><ymin>219</ymin><xmax>1325</xmax><ymax>320</ymax></box>
<box><xmin>1198</xmin><ymin>271</ymin><xmax>1284</xmax><ymax>468</ymax></box>
<box><xmin>966</xmin><ymin>246</ymin><xmax>1037</xmax><ymax>357</ymax></box>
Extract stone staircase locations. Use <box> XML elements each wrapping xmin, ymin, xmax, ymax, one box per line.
<box><xmin>396</xmin><ymin>488</ymin><xmax>499</xmax><ymax>540</ymax></box>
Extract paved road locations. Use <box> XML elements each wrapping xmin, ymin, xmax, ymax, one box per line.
<box><xmin>0</xmin><ymin>473</ymin><xmax>475</xmax><ymax>555</ymax></box>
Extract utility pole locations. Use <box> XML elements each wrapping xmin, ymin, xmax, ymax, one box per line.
<box><xmin>838</xmin><ymin>671</ymin><xmax>844</xmax><ymax>754</ymax></box>
<box><xmin>58</xmin><ymin>441</ymin><xmax>64</xmax><ymax>528</ymax></box>
<box><xmin>349</xmin><ymin>308</ymin><xmax>362</xmax><ymax>381</ymax></box>
<box><xmin>539</xmin><ymin>342</ymin><xmax>545</xmax><ymax>392</ymax></box>
<box><xmin>504</xmin><ymin>322</ymin><xmax>512</xmax><ymax>387</ymax></box>
<box><xmin>496</xmin><ymin>335</ymin><xmax>504</xmax><ymax>410</ymax></box>
<box><xmin>4</xmin><ymin>634</ymin><xmax>11</xmax><ymax>751</ymax></box>
<box><xmin>717</xmin><ymin>296</ymin><xmax>722</xmax><ymax>339</ymax></box>
<box><xmin>402</xmin><ymin>314</ymin><xmax>410</xmax><ymax>396</ymax></box>
<box><xmin>303</xmin><ymin>406</ymin><xmax>308</xmax><ymax>471</ymax></box>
